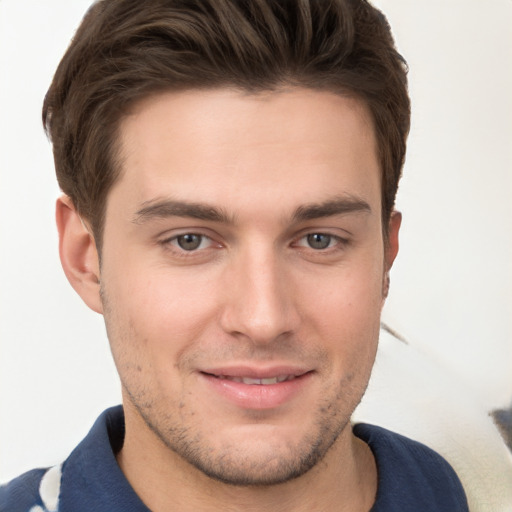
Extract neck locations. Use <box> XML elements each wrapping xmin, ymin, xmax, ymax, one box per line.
<box><xmin>117</xmin><ymin>406</ymin><xmax>377</xmax><ymax>512</ymax></box>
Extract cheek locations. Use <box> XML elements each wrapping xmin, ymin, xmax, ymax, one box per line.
<box><xmin>296</xmin><ymin>258</ymin><xmax>384</xmax><ymax>368</ymax></box>
<box><xmin>102</xmin><ymin>263</ymin><xmax>223</xmax><ymax>366</ymax></box>
<box><xmin>301</xmin><ymin>258</ymin><xmax>384</xmax><ymax>324</ymax></box>
<box><xmin>107</xmin><ymin>254</ymin><xmax>214</xmax><ymax>320</ymax></box>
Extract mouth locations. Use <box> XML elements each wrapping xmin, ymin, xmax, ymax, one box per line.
<box><xmin>199</xmin><ymin>367</ymin><xmax>313</xmax><ymax>409</ymax></box>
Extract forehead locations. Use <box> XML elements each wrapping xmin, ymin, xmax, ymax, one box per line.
<box><xmin>111</xmin><ymin>87</ymin><xmax>380</xmax><ymax>221</ymax></box>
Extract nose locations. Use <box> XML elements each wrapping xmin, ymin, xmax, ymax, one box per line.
<box><xmin>219</xmin><ymin>244</ymin><xmax>300</xmax><ymax>345</ymax></box>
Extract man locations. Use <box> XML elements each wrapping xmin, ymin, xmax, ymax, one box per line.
<box><xmin>0</xmin><ymin>1</ymin><xmax>469</xmax><ymax>511</ymax></box>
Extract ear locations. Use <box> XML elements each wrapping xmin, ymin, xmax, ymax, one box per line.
<box><xmin>382</xmin><ymin>210</ymin><xmax>401</xmax><ymax>300</ymax></box>
<box><xmin>56</xmin><ymin>195</ymin><xmax>103</xmax><ymax>314</ymax></box>
<box><xmin>385</xmin><ymin>210</ymin><xmax>401</xmax><ymax>271</ymax></box>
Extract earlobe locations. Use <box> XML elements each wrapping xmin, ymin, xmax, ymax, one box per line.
<box><xmin>56</xmin><ymin>195</ymin><xmax>103</xmax><ymax>314</ymax></box>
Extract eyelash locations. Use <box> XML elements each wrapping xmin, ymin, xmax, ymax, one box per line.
<box><xmin>159</xmin><ymin>231</ymin><xmax>349</xmax><ymax>256</ymax></box>
<box><xmin>159</xmin><ymin>233</ymin><xmax>218</xmax><ymax>257</ymax></box>
<box><xmin>294</xmin><ymin>233</ymin><xmax>347</xmax><ymax>251</ymax></box>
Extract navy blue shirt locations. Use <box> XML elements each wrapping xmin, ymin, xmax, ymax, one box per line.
<box><xmin>1</xmin><ymin>406</ymin><xmax>468</xmax><ymax>511</ymax></box>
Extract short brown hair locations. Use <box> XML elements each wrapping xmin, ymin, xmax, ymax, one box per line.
<box><xmin>43</xmin><ymin>0</ymin><xmax>409</xmax><ymax>248</ymax></box>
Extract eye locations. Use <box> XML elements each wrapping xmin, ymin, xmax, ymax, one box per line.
<box><xmin>303</xmin><ymin>233</ymin><xmax>337</xmax><ymax>250</ymax></box>
<box><xmin>171</xmin><ymin>234</ymin><xmax>211</xmax><ymax>251</ymax></box>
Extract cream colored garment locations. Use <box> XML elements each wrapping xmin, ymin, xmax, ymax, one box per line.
<box><xmin>354</xmin><ymin>327</ymin><xmax>512</xmax><ymax>512</ymax></box>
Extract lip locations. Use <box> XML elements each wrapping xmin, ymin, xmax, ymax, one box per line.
<box><xmin>199</xmin><ymin>365</ymin><xmax>314</xmax><ymax>410</ymax></box>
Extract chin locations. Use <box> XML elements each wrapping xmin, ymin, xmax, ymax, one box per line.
<box><xmin>182</xmin><ymin>435</ymin><xmax>332</xmax><ymax>487</ymax></box>
<box><xmin>152</xmin><ymin>415</ymin><xmax>349</xmax><ymax>487</ymax></box>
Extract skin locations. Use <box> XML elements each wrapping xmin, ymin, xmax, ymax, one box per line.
<box><xmin>57</xmin><ymin>87</ymin><xmax>401</xmax><ymax>512</ymax></box>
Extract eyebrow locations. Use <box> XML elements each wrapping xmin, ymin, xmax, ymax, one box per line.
<box><xmin>133</xmin><ymin>195</ymin><xmax>371</xmax><ymax>225</ymax></box>
<box><xmin>292</xmin><ymin>196</ymin><xmax>371</xmax><ymax>221</ymax></box>
<box><xmin>133</xmin><ymin>199</ymin><xmax>233</xmax><ymax>224</ymax></box>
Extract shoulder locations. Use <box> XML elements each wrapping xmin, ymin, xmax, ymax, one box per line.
<box><xmin>0</xmin><ymin>407</ymin><xmax>121</xmax><ymax>512</ymax></box>
<box><xmin>354</xmin><ymin>423</ymin><xmax>469</xmax><ymax>511</ymax></box>
<box><xmin>0</xmin><ymin>464</ymin><xmax>61</xmax><ymax>512</ymax></box>
<box><xmin>1</xmin><ymin>407</ymin><xmax>148</xmax><ymax>512</ymax></box>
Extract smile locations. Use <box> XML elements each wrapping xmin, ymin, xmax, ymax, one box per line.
<box><xmin>200</xmin><ymin>368</ymin><xmax>313</xmax><ymax>409</ymax></box>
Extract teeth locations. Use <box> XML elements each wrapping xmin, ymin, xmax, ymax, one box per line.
<box><xmin>218</xmin><ymin>375</ymin><xmax>295</xmax><ymax>385</ymax></box>
<box><xmin>245</xmin><ymin>377</ymin><xmax>266</xmax><ymax>385</ymax></box>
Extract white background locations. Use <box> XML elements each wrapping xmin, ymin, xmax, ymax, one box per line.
<box><xmin>1</xmin><ymin>0</ymin><xmax>511</xmax><ymax>482</ymax></box>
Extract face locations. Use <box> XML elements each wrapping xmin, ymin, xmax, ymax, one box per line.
<box><xmin>98</xmin><ymin>88</ymin><xmax>398</xmax><ymax>486</ymax></box>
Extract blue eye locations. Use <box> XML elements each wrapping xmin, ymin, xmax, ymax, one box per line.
<box><xmin>172</xmin><ymin>234</ymin><xmax>210</xmax><ymax>251</ymax></box>
<box><xmin>306</xmin><ymin>233</ymin><xmax>334</xmax><ymax>250</ymax></box>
